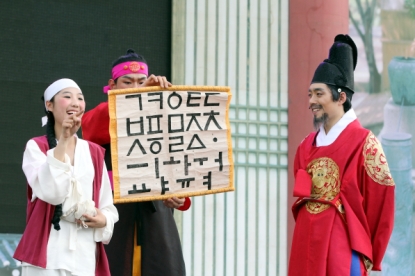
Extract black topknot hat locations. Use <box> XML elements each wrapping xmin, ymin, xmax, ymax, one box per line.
<box><xmin>311</xmin><ymin>34</ymin><xmax>358</xmax><ymax>93</ymax></box>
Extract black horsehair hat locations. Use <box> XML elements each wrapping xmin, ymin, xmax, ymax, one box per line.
<box><xmin>311</xmin><ymin>34</ymin><xmax>358</xmax><ymax>94</ymax></box>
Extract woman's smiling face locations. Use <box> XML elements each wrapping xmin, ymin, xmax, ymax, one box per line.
<box><xmin>46</xmin><ymin>87</ymin><xmax>85</xmax><ymax>125</ymax></box>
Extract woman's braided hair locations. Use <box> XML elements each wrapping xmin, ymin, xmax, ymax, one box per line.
<box><xmin>42</xmin><ymin>96</ymin><xmax>63</xmax><ymax>231</ymax></box>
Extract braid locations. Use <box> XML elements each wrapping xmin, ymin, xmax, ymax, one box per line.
<box><xmin>46</xmin><ymin>111</ymin><xmax>57</xmax><ymax>149</ymax></box>
<box><xmin>43</xmin><ymin>98</ymin><xmax>62</xmax><ymax>231</ymax></box>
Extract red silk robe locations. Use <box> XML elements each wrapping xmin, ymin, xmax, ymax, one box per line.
<box><xmin>289</xmin><ymin>120</ymin><xmax>395</xmax><ymax>276</ymax></box>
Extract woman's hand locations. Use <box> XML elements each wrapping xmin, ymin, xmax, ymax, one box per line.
<box><xmin>61</xmin><ymin>110</ymin><xmax>84</xmax><ymax>139</ymax></box>
<box><xmin>54</xmin><ymin>110</ymin><xmax>84</xmax><ymax>162</ymax></box>
<box><xmin>77</xmin><ymin>208</ymin><xmax>107</xmax><ymax>228</ymax></box>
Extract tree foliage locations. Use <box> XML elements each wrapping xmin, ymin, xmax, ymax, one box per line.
<box><xmin>405</xmin><ymin>0</ymin><xmax>415</xmax><ymax>18</ymax></box>
<box><xmin>350</xmin><ymin>0</ymin><xmax>381</xmax><ymax>93</ymax></box>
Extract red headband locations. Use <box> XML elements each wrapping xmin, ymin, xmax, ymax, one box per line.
<box><xmin>103</xmin><ymin>61</ymin><xmax>148</xmax><ymax>93</ymax></box>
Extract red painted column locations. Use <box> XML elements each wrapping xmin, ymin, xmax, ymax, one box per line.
<box><xmin>287</xmin><ymin>0</ymin><xmax>349</xmax><ymax>261</ymax></box>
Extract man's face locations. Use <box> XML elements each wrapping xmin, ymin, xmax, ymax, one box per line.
<box><xmin>308</xmin><ymin>83</ymin><xmax>343</xmax><ymax>127</ymax></box>
<box><xmin>110</xmin><ymin>73</ymin><xmax>148</xmax><ymax>89</ymax></box>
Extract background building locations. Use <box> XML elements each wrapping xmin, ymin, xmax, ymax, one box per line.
<box><xmin>171</xmin><ymin>1</ymin><xmax>289</xmax><ymax>275</ymax></box>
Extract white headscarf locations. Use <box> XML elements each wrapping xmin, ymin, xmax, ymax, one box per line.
<box><xmin>42</xmin><ymin>78</ymin><xmax>81</xmax><ymax>126</ymax></box>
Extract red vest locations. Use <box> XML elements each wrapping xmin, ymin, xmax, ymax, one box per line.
<box><xmin>13</xmin><ymin>136</ymin><xmax>110</xmax><ymax>276</ymax></box>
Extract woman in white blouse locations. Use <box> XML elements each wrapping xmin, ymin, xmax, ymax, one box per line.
<box><xmin>14</xmin><ymin>78</ymin><xmax>118</xmax><ymax>276</ymax></box>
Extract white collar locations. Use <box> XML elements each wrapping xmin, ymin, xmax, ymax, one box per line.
<box><xmin>316</xmin><ymin>109</ymin><xmax>357</xmax><ymax>147</ymax></box>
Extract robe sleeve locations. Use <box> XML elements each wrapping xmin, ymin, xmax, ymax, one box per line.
<box><xmin>94</xmin><ymin>163</ymin><xmax>119</xmax><ymax>244</ymax></box>
<box><xmin>293</xmin><ymin>143</ymin><xmax>312</xmax><ymax>197</ymax></box>
<box><xmin>82</xmin><ymin>102</ymin><xmax>111</xmax><ymax>145</ymax></box>
<box><xmin>22</xmin><ymin>139</ymin><xmax>72</xmax><ymax>205</ymax></box>
<box><xmin>360</xmin><ymin>133</ymin><xmax>395</xmax><ymax>271</ymax></box>
<box><xmin>291</xmin><ymin>142</ymin><xmax>312</xmax><ymax>220</ymax></box>
<box><xmin>293</xmin><ymin>143</ymin><xmax>302</xmax><ymax>177</ymax></box>
<box><xmin>177</xmin><ymin>197</ymin><xmax>192</xmax><ymax>211</ymax></box>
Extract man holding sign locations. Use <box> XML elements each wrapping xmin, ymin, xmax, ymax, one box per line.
<box><xmin>82</xmin><ymin>49</ymin><xmax>189</xmax><ymax>276</ymax></box>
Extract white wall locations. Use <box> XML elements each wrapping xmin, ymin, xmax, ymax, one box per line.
<box><xmin>172</xmin><ymin>0</ymin><xmax>289</xmax><ymax>275</ymax></box>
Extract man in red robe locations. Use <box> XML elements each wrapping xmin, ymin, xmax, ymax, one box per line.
<box><xmin>82</xmin><ymin>49</ymin><xmax>190</xmax><ymax>276</ymax></box>
<box><xmin>289</xmin><ymin>35</ymin><xmax>395</xmax><ymax>276</ymax></box>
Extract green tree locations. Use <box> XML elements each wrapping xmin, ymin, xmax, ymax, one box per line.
<box><xmin>405</xmin><ymin>0</ymin><xmax>415</xmax><ymax>18</ymax></box>
<box><xmin>350</xmin><ymin>0</ymin><xmax>381</xmax><ymax>93</ymax></box>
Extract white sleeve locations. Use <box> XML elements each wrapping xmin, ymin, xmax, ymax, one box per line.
<box><xmin>94</xmin><ymin>163</ymin><xmax>119</xmax><ymax>244</ymax></box>
<box><xmin>22</xmin><ymin>139</ymin><xmax>72</xmax><ymax>205</ymax></box>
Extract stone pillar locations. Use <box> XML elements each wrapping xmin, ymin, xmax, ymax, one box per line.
<box><xmin>379</xmin><ymin>98</ymin><xmax>415</xmax><ymax>168</ymax></box>
<box><xmin>381</xmin><ymin>133</ymin><xmax>413</xmax><ymax>276</ymax></box>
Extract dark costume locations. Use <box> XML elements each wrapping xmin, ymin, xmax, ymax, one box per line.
<box><xmin>83</xmin><ymin>101</ymin><xmax>189</xmax><ymax>276</ymax></box>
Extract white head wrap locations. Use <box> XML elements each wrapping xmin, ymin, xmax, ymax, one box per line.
<box><xmin>42</xmin><ymin>78</ymin><xmax>81</xmax><ymax>126</ymax></box>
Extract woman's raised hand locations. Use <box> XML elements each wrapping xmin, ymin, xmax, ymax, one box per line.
<box><xmin>61</xmin><ymin>110</ymin><xmax>84</xmax><ymax>139</ymax></box>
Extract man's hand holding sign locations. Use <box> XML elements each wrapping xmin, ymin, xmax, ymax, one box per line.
<box><xmin>109</xmin><ymin>85</ymin><xmax>234</xmax><ymax>203</ymax></box>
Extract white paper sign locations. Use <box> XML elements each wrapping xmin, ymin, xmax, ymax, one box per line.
<box><xmin>109</xmin><ymin>86</ymin><xmax>234</xmax><ymax>203</ymax></box>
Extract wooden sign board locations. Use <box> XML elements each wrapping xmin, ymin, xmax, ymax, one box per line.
<box><xmin>108</xmin><ymin>85</ymin><xmax>234</xmax><ymax>203</ymax></box>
